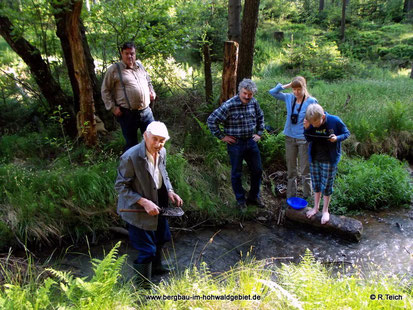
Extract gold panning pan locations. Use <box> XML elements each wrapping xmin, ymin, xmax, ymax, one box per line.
<box><xmin>119</xmin><ymin>206</ymin><xmax>184</xmax><ymax>217</ymax></box>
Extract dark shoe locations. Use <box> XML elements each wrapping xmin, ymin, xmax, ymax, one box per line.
<box><xmin>236</xmin><ymin>201</ymin><xmax>247</xmax><ymax>212</ymax></box>
<box><xmin>153</xmin><ymin>251</ymin><xmax>174</xmax><ymax>275</ymax></box>
<box><xmin>247</xmin><ymin>197</ymin><xmax>265</xmax><ymax>208</ymax></box>
<box><xmin>134</xmin><ymin>262</ymin><xmax>152</xmax><ymax>289</ymax></box>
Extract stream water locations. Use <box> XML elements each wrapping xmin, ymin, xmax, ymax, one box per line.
<box><xmin>53</xmin><ymin>206</ymin><xmax>413</xmax><ymax>282</ymax></box>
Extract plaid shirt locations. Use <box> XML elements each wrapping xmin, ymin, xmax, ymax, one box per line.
<box><xmin>207</xmin><ymin>95</ymin><xmax>264</xmax><ymax>140</ymax></box>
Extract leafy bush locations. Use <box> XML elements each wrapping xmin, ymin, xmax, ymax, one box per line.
<box><xmin>284</xmin><ymin>40</ymin><xmax>356</xmax><ymax>81</ymax></box>
<box><xmin>258</xmin><ymin>131</ymin><xmax>285</xmax><ymax>168</ymax></box>
<box><xmin>331</xmin><ymin>154</ymin><xmax>412</xmax><ymax>214</ymax></box>
<box><xmin>340</xmin><ymin>23</ymin><xmax>413</xmax><ymax>67</ymax></box>
<box><xmin>378</xmin><ymin>44</ymin><xmax>413</xmax><ymax>67</ymax></box>
<box><xmin>341</xmin><ymin>29</ymin><xmax>386</xmax><ymax>60</ymax></box>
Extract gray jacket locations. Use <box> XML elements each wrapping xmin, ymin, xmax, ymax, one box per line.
<box><xmin>115</xmin><ymin>141</ymin><xmax>173</xmax><ymax>231</ymax></box>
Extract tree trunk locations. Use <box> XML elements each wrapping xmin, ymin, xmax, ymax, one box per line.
<box><xmin>285</xmin><ymin>207</ymin><xmax>363</xmax><ymax>242</ymax></box>
<box><xmin>0</xmin><ymin>13</ymin><xmax>76</xmax><ymax>135</ymax></box>
<box><xmin>405</xmin><ymin>0</ymin><xmax>413</xmax><ymax>21</ymax></box>
<box><xmin>220</xmin><ymin>41</ymin><xmax>239</xmax><ymax>104</ymax></box>
<box><xmin>228</xmin><ymin>0</ymin><xmax>241</xmax><ymax>42</ymax></box>
<box><xmin>404</xmin><ymin>0</ymin><xmax>408</xmax><ymax>12</ymax></box>
<box><xmin>66</xmin><ymin>1</ymin><xmax>97</xmax><ymax>146</ymax></box>
<box><xmin>236</xmin><ymin>0</ymin><xmax>260</xmax><ymax>86</ymax></box>
<box><xmin>53</xmin><ymin>0</ymin><xmax>97</xmax><ymax>146</ymax></box>
<box><xmin>319</xmin><ymin>0</ymin><xmax>325</xmax><ymax>12</ymax></box>
<box><xmin>203</xmin><ymin>43</ymin><xmax>213</xmax><ymax>104</ymax></box>
<box><xmin>54</xmin><ymin>5</ymin><xmax>113</xmax><ymax>132</ymax></box>
<box><xmin>80</xmin><ymin>22</ymin><xmax>113</xmax><ymax>131</ymax></box>
<box><xmin>340</xmin><ymin>0</ymin><xmax>347</xmax><ymax>41</ymax></box>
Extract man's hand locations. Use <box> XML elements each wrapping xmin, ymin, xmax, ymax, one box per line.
<box><xmin>138</xmin><ymin>197</ymin><xmax>160</xmax><ymax>216</ymax></box>
<box><xmin>112</xmin><ymin>106</ymin><xmax>122</xmax><ymax>117</ymax></box>
<box><xmin>252</xmin><ymin>134</ymin><xmax>261</xmax><ymax>142</ymax></box>
<box><xmin>168</xmin><ymin>191</ymin><xmax>183</xmax><ymax>207</ymax></box>
<box><xmin>221</xmin><ymin>135</ymin><xmax>237</xmax><ymax>144</ymax></box>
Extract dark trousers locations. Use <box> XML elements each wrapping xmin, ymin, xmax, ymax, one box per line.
<box><xmin>128</xmin><ymin>188</ymin><xmax>171</xmax><ymax>264</ymax></box>
<box><xmin>227</xmin><ymin>138</ymin><xmax>263</xmax><ymax>203</ymax></box>
<box><xmin>117</xmin><ymin>106</ymin><xmax>154</xmax><ymax>151</ymax></box>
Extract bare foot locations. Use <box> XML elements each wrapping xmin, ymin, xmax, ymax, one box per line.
<box><xmin>321</xmin><ymin>212</ymin><xmax>330</xmax><ymax>224</ymax></box>
<box><xmin>306</xmin><ymin>208</ymin><xmax>318</xmax><ymax>218</ymax></box>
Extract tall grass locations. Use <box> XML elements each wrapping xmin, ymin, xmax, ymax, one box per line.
<box><xmin>331</xmin><ymin>154</ymin><xmax>413</xmax><ymax>214</ymax></box>
<box><xmin>166</xmin><ymin>150</ymin><xmax>234</xmax><ymax>219</ymax></box>
<box><xmin>144</xmin><ymin>249</ymin><xmax>413</xmax><ymax>309</ymax></box>
<box><xmin>0</xmin><ymin>160</ymin><xmax>118</xmax><ymax>246</ymax></box>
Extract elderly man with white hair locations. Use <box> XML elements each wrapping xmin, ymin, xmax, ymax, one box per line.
<box><xmin>115</xmin><ymin>121</ymin><xmax>183</xmax><ymax>287</ymax></box>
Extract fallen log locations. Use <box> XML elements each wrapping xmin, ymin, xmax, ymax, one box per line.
<box><xmin>285</xmin><ymin>207</ymin><xmax>363</xmax><ymax>242</ymax></box>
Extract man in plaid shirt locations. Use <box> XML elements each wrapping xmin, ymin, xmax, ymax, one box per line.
<box><xmin>207</xmin><ymin>79</ymin><xmax>265</xmax><ymax>211</ymax></box>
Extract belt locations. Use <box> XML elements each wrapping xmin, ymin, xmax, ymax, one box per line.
<box><xmin>119</xmin><ymin>105</ymin><xmax>149</xmax><ymax>112</ymax></box>
<box><xmin>236</xmin><ymin>136</ymin><xmax>253</xmax><ymax>141</ymax></box>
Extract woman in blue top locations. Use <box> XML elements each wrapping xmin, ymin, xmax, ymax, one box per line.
<box><xmin>269</xmin><ymin>76</ymin><xmax>318</xmax><ymax>199</ymax></box>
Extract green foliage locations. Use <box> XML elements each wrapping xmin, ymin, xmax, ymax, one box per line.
<box><xmin>86</xmin><ymin>0</ymin><xmax>183</xmax><ymax>61</ymax></box>
<box><xmin>260</xmin><ymin>0</ymin><xmax>299</xmax><ymax>21</ymax></box>
<box><xmin>0</xmin><ymin>160</ymin><xmax>118</xmax><ymax>245</ymax></box>
<box><xmin>339</xmin><ymin>23</ymin><xmax>413</xmax><ymax>68</ymax></box>
<box><xmin>0</xmin><ymin>242</ymin><xmax>136</xmax><ymax>309</ymax></box>
<box><xmin>166</xmin><ymin>150</ymin><xmax>231</xmax><ymax>217</ymax></box>
<box><xmin>143</xmin><ymin>257</ymin><xmax>281</xmax><ymax>309</ymax></box>
<box><xmin>378</xmin><ymin>44</ymin><xmax>413</xmax><ymax>67</ymax></box>
<box><xmin>381</xmin><ymin>100</ymin><xmax>413</xmax><ymax>134</ymax></box>
<box><xmin>285</xmin><ymin>39</ymin><xmax>357</xmax><ymax>81</ymax></box>
<box><xmin>0</xmin><ymin>38</ymin><xmax>16</xmax><ymax>65</ymax></box>
<box><xmin>0</xmin><ymin>130</ymin><xmax>61</xmax><ymax>166</ymax></box>
<box><xmin>351</xmin><ymin>0</ymin><xmax>405</xmax><ymax>23</ymax></box>
<box><xmin>0</xmin><ymin>222</ymin><xmax>13</xmax><ymax>249</ymax></box>
<box><xmin>331</xmin><ymin>155</ymin><xmax>413</xmax><ymax>214</ymax></box>
<box><xmin>101</xmin><ymin>129</ymin><xmax>125</xmax><ymax>157</ymax></box>
<box><xmin>166</xmin><ymin>151</ymin><xmax>192</xmax><ymax>204</ymax></box>
<box><xmin>0</xmin><ymin>244</ymin><xmax>412</xmax><ymax>308</ymax></box>
<box><xmin>346</xmin><ymin>99</ymin><xmax>413</xmax><ymax>143</ymax></box>
<box><xmin>258</xmin><ymin>132</ymin><xmax>285</xmax><ymax>168</ymax></box>
<box><xmin>276</xmin><ymin>249</ymin><xmax>413</xmax><ymax>309</ymax></box>
<box><xmin>186</xmin><ymin>118</ymin><xmax>227</xmax><ymax>167</ymax></box>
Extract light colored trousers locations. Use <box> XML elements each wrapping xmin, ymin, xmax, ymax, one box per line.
<box><xmin>285</xmin><ymin>136</ymin><xmax>312</xmax><ymax>198</ymax></box>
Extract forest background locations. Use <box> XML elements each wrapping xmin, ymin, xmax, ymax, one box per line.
<box><xmin>0</xmin><ymin>0</ymin><xmax>412</xmax><ymax>308</ymax></box>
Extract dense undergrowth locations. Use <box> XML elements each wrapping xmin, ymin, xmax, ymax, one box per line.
<box><xmin>0</xmin><ymin>243</ymin><xmax>411</xmax><ymax>309</ymax></box>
